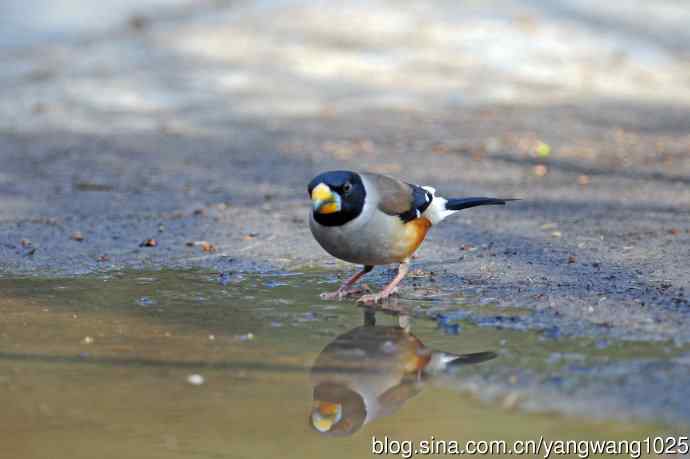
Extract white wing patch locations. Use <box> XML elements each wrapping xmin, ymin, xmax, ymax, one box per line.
<box><xmin>421</xmin><ymin>185</ymin><xmax>456</xmax><ymax>225</ymax></box>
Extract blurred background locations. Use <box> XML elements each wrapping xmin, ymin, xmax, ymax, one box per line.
<box><xmin>2</xmin><ymin>0</ymin><xmax>690</xmax><ymax>126</ymax></box>
<box><xmin>1</xmin><ymin>0</ymin><xmax>689</xmax><ymax>278</ymax></box>
<box><xmin>1</xmin><ymin>0</ymin><xmax>689</xmax><ymax>295</ymax></box>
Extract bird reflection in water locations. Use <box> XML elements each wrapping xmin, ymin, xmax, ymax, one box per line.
<box><xmin>308</xmin><ymin>309</ymin><xmax>497</xmax><ymax>436</ymax></box>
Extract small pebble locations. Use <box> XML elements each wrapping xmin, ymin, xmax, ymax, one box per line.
<box><xmin>535</xmin><ymin>141</ymin><xmax>551</xmax><ymax>158</ymax></box>
<box><xmin>137</xmin><ymin>297</ymin><xmax>156</xmax><ymax>306</ymax></box>
<box><xmin>187</xmin><ymin>374</ymin><xmax>205</xmax><ymax>386</ymax></box>
<box><xmin>187</xmin><ymin>240</ymin><xmax>216</xmax><ymax>252</ymax></box>
<box><xmin>82</xmin><ymin>336</ymin><xmax>94</xmax><ymax>344</ymax></box>
<box><xmin>577</xmin><ymin>175</ymin><xmax>591</xmax><ymax>186</ymax></box>
<box><xmin>200</xmin><ymin>241</ymin><xmax>216</xmax><ymax>252</ymax></box>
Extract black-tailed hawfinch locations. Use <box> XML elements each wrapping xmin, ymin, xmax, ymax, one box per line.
<box><xmin>308</xmin><ymin>170</ymin><xmax>517</xmax><ymax>303</ymax></box>
<box><xmin>308</xmin><ymin>312</ymin><xmax>496</xmax><ymax>435</ymax></box>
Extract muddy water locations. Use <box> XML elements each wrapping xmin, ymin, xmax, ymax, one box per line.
<box><xmin>0</xmin><ymin>271</ymin><xmax>681</xmax><ymax>458</ymax></box>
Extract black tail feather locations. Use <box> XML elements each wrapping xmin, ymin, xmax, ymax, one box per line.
<box><xmin>445</xmin><ymin>197</ymin><xmax>518</xmax><ymax>211</ymax></box>
<box><xmin>447</xmin><ymin>351</ymin><xmax>498</xmax><ymax>367</ymax></box>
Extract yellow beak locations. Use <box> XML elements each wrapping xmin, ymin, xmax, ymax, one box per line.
<box><xmin>311</xmin><ymin>183</ymin><xmax>340</xmax><ymax>214</ymax></box>
<box><xmin>311</xmin><ymin>411</ymin><xmax>333</xmax><ymax>432</ymax></box>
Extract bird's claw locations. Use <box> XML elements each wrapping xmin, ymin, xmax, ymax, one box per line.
<box><xmin>320</xmin><ymin>285</ymin><xmax>371</xmax><ymax>300</ymax></box>
<box><xmin>356</xmin><ymin>288</ymin><xmax>399</xmax><ymax>304</ymax></box>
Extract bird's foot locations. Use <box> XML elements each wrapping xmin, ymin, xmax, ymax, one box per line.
<box><xmin>356</xmin><ymin>287</ymin><xmax>399</xmax><ymax>304</ymax></box>
<box><xmin>320</xmin><ymin>285</ymin><xmax>371</xmax><ymax>300</ymax></box>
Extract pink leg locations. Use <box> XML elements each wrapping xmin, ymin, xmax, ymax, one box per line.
<box><xmin>357</xmin><ymin>261</ymin><xmax>410</xmax><ymax>304</ymax></box>
<box><xmin>320</xmin><ymin>266</ymin><xmax>373</xmax><ymax>300</ymax></box>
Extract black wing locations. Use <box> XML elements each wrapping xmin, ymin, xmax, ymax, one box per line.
<box><xmin>397</xmin><ymin>184</ymin><xmax>433</xmax><ymax>223</ymax></box>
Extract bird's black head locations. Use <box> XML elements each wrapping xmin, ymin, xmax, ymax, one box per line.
<box><xmin>308</xmin><ymin>171</ymin><xmax>365</xmax><ymax>226</ymax></box>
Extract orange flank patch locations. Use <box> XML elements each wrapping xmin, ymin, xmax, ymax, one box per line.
<box><xmin>318</xmin><ymin>402</ymin><xmax>340</xmax><ymax>416</ymax></box>
<box><xmin>402</xmin><ymin>335</ymin><xmax>431</xmax><ymax>374</ymax></box>
<box><xmin>406</xmin><ymin>354</ymin><xmax>431</xmax><ymax>374</ymax></box>
<box><xmin>397</xmin><ymin>217</ymin><xmax>431</xmax><ymax>260</ymax></box>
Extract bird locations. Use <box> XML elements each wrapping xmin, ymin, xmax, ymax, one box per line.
<box><xmin>308</xmin><ymin>311</ymin><xmax>496</xmax><ymax>435</ymax></box>
<box><xmin>308</xmin><ymin>170</ymin><xmax>517</xmax><ymax>303</ymax></box>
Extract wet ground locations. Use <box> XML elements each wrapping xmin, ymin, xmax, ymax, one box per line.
<box><xmin>1</xmin><ymin>271</ymin><xmax>686</xmax><ymax>459</ymax></box>
<box><xmin>1</xmin><ymin>0</ymin><xmax>690</xmax><ymax>447</ymax></box>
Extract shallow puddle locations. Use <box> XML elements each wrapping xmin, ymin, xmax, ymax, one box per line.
<box><xmin>0</xmin><ymin>271</ymin><xmax>685</xmax><ymax>458</ymax></box>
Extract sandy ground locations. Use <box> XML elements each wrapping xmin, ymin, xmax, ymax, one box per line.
<box><xmin>1</xmin><ymin>0</ymin><xmax>689</xmax><ymax>427</ymax></box>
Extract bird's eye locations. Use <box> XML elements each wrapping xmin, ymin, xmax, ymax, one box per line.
<box><xmin>342</xmin><ymin>182</ymin><xmax>352</xmax><ymax>194</ymax></box>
